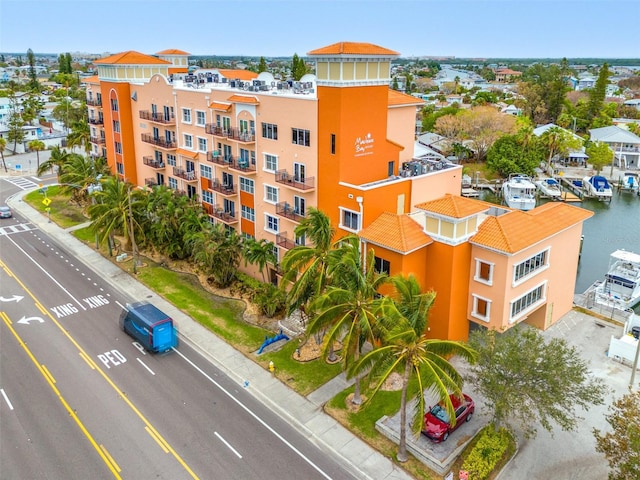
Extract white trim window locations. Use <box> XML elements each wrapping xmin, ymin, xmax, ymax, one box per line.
<box><xmin>182</xmin><ymin>108</ymin><xmax>191</xmax><ymax>123</ymax></box>
<box><xmin>262</xmin><ymin>122</ymin><xmax>278</xmax><ymax>140</ymax></box>
<box><xmin>183</xmin><ymin>134</ymin><xmax>193</xmax><ymax>149</ymax></box>
<box><xmin>264</xmin><ymin>153</ymin><xmax>278</xmax><ymax>172</ymax></box>
<box><xmin>200</xmin><ymin>163</ymin><xmax>212</xmax><ymax>179</ymax></box>
<box><xmin>264</xmin><ymin>184</ymin><xmax>278</xmax><ymax>204</ymax></box>
<box><xmin>239</xmin><ymin>177</ymin><xmax>254</xmax><ymax>194</ymax></box>
<box><xmin>265</xmin><ymin>214</ymin><xmax>279</xmax><ymax>234</ymax></box>
<box><xmin>339</xmin><ymin>207</ymin><xmax>360</xmax><ymax>232</ymax></box>
<box><xmin>471</xmin><ymin>294</ymin><xmax>491</xmax><ymax>322</ymax></box>
<box><xmin>513</xmin><ymin>249</ymin><xmax>549</xmax><ymax>285</ymax></box>
<box><xmin>195</xmin><ymin>110</ymin><xmax>206</xmax><ymax>126</ymax></box>
<box><xmin>474</xmin><ymin>259</ymin><xmax>494</xmax><ymax>286</ymax></box>
<box><xmin>510</xmin><ymin>282</ymin><xmax>546</xmax><ymax>323</ymax></box>
<box><xmin>241</xmin><ymin>205</ymin><xmax>255</xmax><ymax>222</ymax></box>
<box><xmin>197</xmin><ymin>137</ymin><xmax>207</xmax><ymax>153</ymax></box>
<box><xmin>202</xmin><ymin>190</ymin><xmax>213</xmax><ymax>204</ymax></box>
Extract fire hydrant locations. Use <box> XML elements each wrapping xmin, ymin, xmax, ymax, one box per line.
<box><xmin>268</xmin><ymin>361</ymin><xmax>275</xmax><ymax>375</ymax></box>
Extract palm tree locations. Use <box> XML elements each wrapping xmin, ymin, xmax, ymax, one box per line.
<box><xmin>66</xmin><ymin>120</ymin><xmax>91</xmax><ymax>154</ymax></box>
<box><xmin>0</xmin><ymin>137</ymin><xmax>7</xmax><ymax>172</ymax></box>
<box><xmin>59</xmin><ymin>153</ymin><xmax>103</xmax><ymax>205</ymax></box>
<box><xmin>188</xmin><ymin>223</ymin><xmax>242</xmax><ymax>288</ymax></box>
<box><xmin>309</xmin><ymin>235</ymin><xmax>388</xmax><ymax>405</ymax></box>
<box><xmin>27</xmin><ymin>139</ymin><xmax>46</xmax><ymax>170</ymax></box>
<box><xmin>243</xmin><ymin>238</ymin><xmax>277</xmax><ymax>282</ymax></box>
<box><xmin>37</xmin><ymin>145</ymin><xmax>70</xmax><ymax>181</ymax></box>
<box><xmin>349</xmin><ymin>275</ymin><xmax>477</xmax><ymax>462</ymax></box>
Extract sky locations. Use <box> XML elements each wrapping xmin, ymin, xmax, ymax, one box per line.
<box><xmin>1</xmin><ymin>0</ymin><xmax>639</xmax><ymax>59</ymax></box>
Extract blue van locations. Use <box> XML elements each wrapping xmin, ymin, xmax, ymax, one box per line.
<box><xmin>120</xmin><ymin>302</ymin><xmax>178</xmax><ymax>353</ymax></box>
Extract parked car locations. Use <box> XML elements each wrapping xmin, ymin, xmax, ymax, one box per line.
<box><xmin>422</xmin><ymin>393</ymin><xmax>474</xmax><ymax>442</ymax></box>
<box><xmin>0</xmin><ymin>206</ymin><xmax>12</xmax><ymax>219</ymax></box>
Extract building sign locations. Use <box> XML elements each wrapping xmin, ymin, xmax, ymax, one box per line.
<box><xmin>354</xmin><ymin>133</ymin><xmax>374</xmax><ymax>157</ymax></box>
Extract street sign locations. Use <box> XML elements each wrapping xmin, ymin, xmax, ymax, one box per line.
<box><xmin>15</xmin><ymin>164</ymin><xmax>22</xmax><ymax>171</ymax></box>
<box><xmin>42</xmin><ymin>197</ymin><xmax>52</xmax><ymax>206</ymax></box>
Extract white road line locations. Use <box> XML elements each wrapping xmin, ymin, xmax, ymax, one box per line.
<box><xmin>115</xmin><ymin>301</ymin><xmax>125</xmax><ymax>309</ymax></box>
<box><xmin>4</xmin><ymin>234</ymin><xmax>87</xmax><ymax>311</ymax></box>
<box><xmin>1</xmin><ymin>388</ymin><xmax>14</xmax><ymax>410</ymax></box>
<box><xmin>214</xmin><ymin>431</ymin><xmax>242</xmax><ymax>459</ymax></box>
<box><xmin>173</xmin><ymin>348</ymin><xmax>332</xmax><ymax>480</ymax></box>
<box><xmin>136</xmin><ymin>358</ymin><xmax>155</xmax><ymax>375</ymax></box>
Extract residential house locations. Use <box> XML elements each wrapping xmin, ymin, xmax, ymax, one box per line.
<box><xmin>589</xmin><ymin>125</ymin><xmax>640</xmax><ymax>170</ymax></box>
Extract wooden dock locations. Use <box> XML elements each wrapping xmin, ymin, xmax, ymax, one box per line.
<box><xmin>558</xmin><ymin>177</ymin><xmax>585</xmax><ymax>200</ymax></box>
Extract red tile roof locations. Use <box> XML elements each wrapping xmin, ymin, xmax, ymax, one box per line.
<box><xmin>388</xmin><ymin>90</ymin><xmax>425</xmax><ymax>107</ymax></box>
<box><xmin>470</xmin><ymin>203</ymin><xmax>593</xmax><ymax>254</ymax></box>
<box><xmin>217</xmin><ymin>69</ymin><xmax>258</xmax><ymax>81</ymax></box>
<box><xmin>156</xmin><ymin>49</ymin><xmax>190</xmax><ymax>55</ymax></box>
<box><xmin>307</xmin><ymin>42</ymin><xmax>399</xmax><ymax>56</ymax></box>
<box><xmin>415</xmin><ymin>194</ymin><xmax>495</xmax><ymax>219</ymax></box>
<box><xmin>359</xmin><ymin>212</ymin><xmax>432</xmax><ymax>253</ymax></box>
<box><xmin>82</xmin><ymin>75</ymin><xmax>100</xmax><ymax>84</ymax></box>
<box><xmin>94</xmin><ymin>51</ymin><xmax>171</xmax><ymax>65</ymax></box>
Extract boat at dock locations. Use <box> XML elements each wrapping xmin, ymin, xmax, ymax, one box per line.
<box><xmin>592</xmin><ymin>250</ymin><xmax>640</xmax><ymax>310</ymax></box>
<box><xmin>582</xmin><ymin>175</ymin><xmax>613</xmax><ymax>201</ymax></box>
<box><xmin>535</xmin><ymin>178</ymin><xmax>563</xmax><ymax>199</ymax></box>
<box><xmin>617</xmin><ymin>172</ymin><xmax>640</xmax><ymax>195</ymax></box>
<box><xmin>502</xmin><ymin>174</ymin><xmax>536</xmax><ymax>210</ymax></box>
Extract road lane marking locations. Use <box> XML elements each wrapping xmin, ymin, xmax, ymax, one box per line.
<box><xmin>214</xmin><ymin>431</ymin><xmax>242</xmax><ymax>459</ymax></box>
<box><xmin>1</xmin><ymin>388</ymin><xmax>14</xmax><ymax>410</ymax></box>
<box><xmin>0</xmin><ymin>311</ymin><xmax>122</xmax><ymax>479</ymax></box>
<box><xmin>79</xmin><ymin>351</ymin><xmax>96</xmax><ymax>370</ymax></box>
<box><xmin>41</xmin><ymin>364</ymin><xmax>56</xmax><ymax>384</ymax></box>
<box><xmin>172</xmin><ymin>348</ymin><xmax>332</xmax><ymax>480</ymax></box>
<box><xmin>145</xmin><ymin>426</ymin><xmax>169</xmax><ymax>453</ymax></box>
<box><xmin>136</xmin><ymin>358</ymin><xmax>155</xmax><ymax>375</ymax></box>
<box><xmin>0</xmin><ymin>264</ymin><xmax>200</xmax><ymax>479</ymax></box>
<box><xmin>100</xmin><ymin>445</ymin><xmax>122</xmax><ymax>473</ymax></box>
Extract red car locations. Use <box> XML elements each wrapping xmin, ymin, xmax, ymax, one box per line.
<box><xmin>423</xmin><ymin>393</ymin><xmax>474</xmax><ymax>442</ymax></box>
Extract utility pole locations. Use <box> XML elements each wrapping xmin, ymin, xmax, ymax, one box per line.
<box><xmin>126</xmin><ymin>184</ymin><xmax>139</xmax><ymax>274</ymax></box>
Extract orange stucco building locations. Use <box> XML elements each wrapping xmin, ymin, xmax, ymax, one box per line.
<box><xmin>86</xmin><ymin>41</ymin><xmax>592</xmax><ymax>340</ymax></box>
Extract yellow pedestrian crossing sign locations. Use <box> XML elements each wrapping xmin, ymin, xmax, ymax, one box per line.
<box><xmin>42</xmin><ymin>197</ymin><xmax>52</xmax><ymax>207</ymax></box>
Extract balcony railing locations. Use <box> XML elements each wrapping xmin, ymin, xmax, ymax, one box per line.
<box><xmin>228</xmin><ymin>156</ymin><xmax>256</xmax><ymax>174</ymax></box>
<box><xmin>207</xmin><ymin>151</ymin><xmax>232</xmax><ymax>167</ymax></box>
<box><xmin>86</xmin><ymin>98</ymin><xmax>102</xmax><ymax>107</ymax></box>
<box><xmin>209</xmin><ymin>179</ymin><xmax>236</xmax><ymax>195</ymax></box>
<box><xmin>90</xmin><ymin>136</ymin><xmax>106</xmax><ymax>145</ymax></box>
<box><xmin>143</xmin><ymin>156</ymin><xmax>165</xmax><ymax>169</ymax></box>
<box><xmin>141</xmin><ymin>133</ymin><xmax>176</xmax><ymax>149</ymax></box>
<box><xmin>210</xmin><ymin>204</ymin><xmax>238</xmax><ymax>224</ymax></box>
<box><xmin>145</xmin><ymin>178</ymin><xmax>159</xmax><ymax>187</ymax></box>
<box><xmin>275</xmin><ymin>170</ymin><xmax>315</xmax><ymax>190</ymax></box>
<box><xmin>139</xmin><ymin>110</ymin><xmax>176</xmax><ymax>124</ymax></box>
<box><xmin>204</xmin><ymin>124</ymin><xmax>255</xmax><ymax>143</ymax></box>
<box><xmin>173</xmin><ymin>167</ymin><xmax>197</xmax><ymax>182</ymax></box>
<box><xmin>88</xmin><ymin>117</ymin><xmax>104</xmax><ymax>125</ymax></box>
<box><xmin>205</xmin><ymin>124</ymin><xmax>224</xmax><ymax>136</ymax></box>
<box><xmin>275</xmin><ymin>202</ymin><xmax>305</xmax><ymax>223</ymax></box>
<box><xmin>276</xmin><ymin>232</ymin><xmax>296</xmax><ymax>250</ymax></box>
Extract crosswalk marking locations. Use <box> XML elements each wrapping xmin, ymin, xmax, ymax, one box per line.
<box><xmin>2</xmin><ymin>177</ymin><xmax>40</xmax><ymax>190</ymax></box>
<box><xmin>0</xmin><ymin>223</ymin><xmax>36</xmax><ymax>236</ymax></box>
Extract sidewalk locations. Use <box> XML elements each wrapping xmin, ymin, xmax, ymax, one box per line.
<box><xmin>6</xmin><ymin>191</ymin><xmax>414</xmax><ymax>480</ymax></box>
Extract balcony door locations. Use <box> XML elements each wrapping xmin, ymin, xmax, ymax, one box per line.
<box><xmin>294</xmin><ymin>163</ymin><xmax>305</xmax><ymax>183</ymax></box>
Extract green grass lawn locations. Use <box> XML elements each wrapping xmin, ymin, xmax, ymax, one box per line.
<box><xmin>24</xmin><ymin>185</ymin><xmax>88</xmax><ymax>228</ymax></box>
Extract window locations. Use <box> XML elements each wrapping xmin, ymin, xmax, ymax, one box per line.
<box><xmin>374</xmin><ymin>256</ymin><xmax>390</xmax><ymax>275</ymax></box>
<box><xmin>202</xmin><ymin>190</ymin><xmax>213</xmax><ymax>204</ymax></box>
<box><xmin>264</xmin><ymin>154</ymin><xmax>278</xmax><ymax>172</ymax></box>
<box><xmin>292</xmin><ymin>128</ymin><xmax>310</xmax><ymax>146</ymax></box>
<box><xmin>271</xmin><ymin>245</ymin><xmax>279</xmax><ymax>263</ymax></box>
<box><xmin>168</xmin><ymin>177</ymin><xmax>178</xmax><ymax>189</ymax></box>
<box><xmin>114</xmin><ymin>142</ymin><xmax>122</xmax><ymax>154</ymax></box>
<box><xmin>514</xmin><ymin>249</ymin><xmax>549</xmax><ymax>283</ymax></box>
<box><xmin>239</xmin><ymin>177</ymin><xmax>254</xmax><ymax>194</ymax></box>
<box><xmin>474</xmin><ymin>259</ymin><xmax>494</xmax><ymax>285</ymax></box>
<box><xmin>167</xmin><ymin>154</ymin><xmax>176</xmax><ymax>167</ymax></box>
<box><xmin>200</xmin><ymin>164</ymin><xmax>212</xmax><ymax>179</ymax></box>
<box><xmin>110</xmin><ymin>98</ymin><xmax>118</xmax><ymax>111</ymax></box>
<box><xmin>471</xmin><ymin>295</ymin><xmax>491</xmax><ymax>322</ymax></box>
<box><xmin>182</xmin><ymin>108</ymin><xmax>191</xmax><ymax>123</ymax></box>
<box><xmin>295</xmin><ymin>233</ymin><xmax>306</xmax><ymax>246</ymax></box>
<box><xmin>294</xmin><ymin>196</ymin><xmax>305</xmax><ymax>216</ymax></box>
<box><xmin>264</xmin><ymin>184</ymin><xmax>278</xmax><ymax>203</ymax></box>
<box><xmin>241</xmin><ymin>232</ymin><xmax>255</xmax><ymax>241</ymax></box>
<box><xmin>116</xmin><ymin>162</ymin><xmax>124</xmax><ymax>174</ymax></box>
<box><xmin>265</xmin><ymin>214</ymin><xmax>279</xmax><ymax>233</ymax></box>
<box><xmin>388</xmin><ymin>161</ymin><xmax>395</xmax><ymax>177</ymax></box>
<box><xmin>222</xmin><ymin>116</ymin><xmax>231</xmax><ymax>131</ymax></box>
<box><xmin>262</xmin><ymin>122</ymin><xmax>278</xmax><ymax>140</ymax></box>
<box><xmin>340</xmin><ymin>208</ymin><xmax>360</xmax><ymax>232</ymax></box>
<box><xmin>510</xmin><ymin>283</ymin><xmax>546</xmax><ymax>322</ymax></box>
<box><xmin>113</xmin><ymin>120</ymin><xmax>120</xmax><ymax>133</ymax></box>
<box><xmin>241</xmin><ymin>205</ymin><xmax>255</xmax><ymax>222</ymax></box>
<box><xmin>197</xmin><ymin>137</ymin><xmax>207</xmax><ymax>152</ymax></box>
<box><xmin>330</xmin><ymin>133</ymin><xmax>336</xmax><ymax>154</ymax></box>
<box><xmin>184</xmin><ymin>134</ymin><xmax>193</xmax><ymax>149</ymax></box>
<box><xmin>196</xmin><ymin>110</ymin><xmax>206</xmax><ymax>126</ymax></box>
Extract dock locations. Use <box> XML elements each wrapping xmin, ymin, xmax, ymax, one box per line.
<box><xmin>558</xmin><ymin>177</ymin><xmax>585</xmax><ymax>200</ymax></box>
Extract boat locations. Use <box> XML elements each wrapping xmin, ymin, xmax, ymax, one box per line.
<box><xmin>582</xmin><ymin>175</ymin><xmax>613</xmax><ymax>201</ymax></box>
<box><xmin>535</xmin><ymin>177</ymin><xmax>563</xmax><ymax>199</ymax></box>
<box><xmin>618</xmin><ymin>172</ymin><xmax>640</xmax><ymax>195</ymax></box>
<box><xmin>594</xmin><ymin>250</ymin><xmax>640</xmax><ymax>310</ymax></box>
<box><xmin>502</xmin><ymin>174</ymin><xmax>536</xmax><ymax>211</ymax></box>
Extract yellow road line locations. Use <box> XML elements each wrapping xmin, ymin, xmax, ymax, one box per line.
<box><xmin>36</xmin><ymin>302</ymin><xmax>48</xmax><ymax>316</ymax></box>
<box><xmin>0</xmin><ymin>312</ymin><xmax>122</xmax><ymax>479</ymax></box>
<box><xmin>145</xmin><ymin>426</ymin><xmax>170</xmax><ymax>453</ymax></box>
<box><xmin>0</xmin><ymin>263</ymin><xmax>199</xmax><ymax>479</ymax></box>
<box><xmin>41</xmin><ymin>364</ymin><xmax>56</xmax><ymax>384</ymax></box>
<box><xmin>100</xmin><ymin>445</ymin><xmax>122</xmax><ymax>473</ymax></box>
<box><xmin>79</xmin><ymin>351</ymin><xmax>96</xmax><ymax>370</ymax></box>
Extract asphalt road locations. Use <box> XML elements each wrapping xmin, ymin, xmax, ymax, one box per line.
<box><xmin>0</xmin><ymin>177</ymin><xmax>357</xmax><ymax>479</ymax></box>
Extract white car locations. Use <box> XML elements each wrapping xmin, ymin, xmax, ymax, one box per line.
<box><xmin>0</xmin><ymin>206</ymin><xmax>12</xmax><ymax>219</ymax></box>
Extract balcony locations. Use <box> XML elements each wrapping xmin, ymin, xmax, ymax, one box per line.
<box><xmin>88</xmin><ymin>117</ymin><xmax>104</xmax><ymax>125</ymax></box>
<box><xmin>205</xmin><ymin>124</ymin><xmax>224</xmax><ymax>136</ymax></box>
<box><xmin>210</xmin><ymin>204</ymin><xmax>238</xmax><ymax>224</ymax></box>
<box><xmin>276</xmin><ymin>232</ymin><xmax>296</xmax><ymax>250</ymax></box>
<box><xmin>90</xmin><ymin>136</ymin><xmax>106</xmax><ymax>145</ymax></box>
<box><xmin>228</xmin><ymin>156</ymin><xmax>256</xmax><ymax>174</ymax></box>
<box><xmin>141</xmin><ymin>133</ymin><xmax>176</xmax><ymax>149</ymax></box>
<box><xmin>86</xmin><ymin>98</ymin><xmax>102</xmax><ymax>107</ymax></box>
<box><xmin>145</xmin><ymin>178</ymin><xmax>159</xmax><ymax>187</ymax></box>
<box><xmin>139</xmin><ymin>110</ymin><xmax>176</xmax><ymax>125</ymax></box>
<box><xmin>207</xmin><ymin>151</ymin><xmax>232</xmax><ymax>167</ymax></box>
<box><xmin>275</xmin><ymin>202</ymin><xmax>305</xmax><ymax>223</ymax></box>
<box><xmin>143</xmin><ymin>156</ymin><xmax>165</xmax><ymax>169</ymax></box>
<box><xmin>173</xmin><ymin>167</ymin><xmax>197</xmax><ymax>182</ymax></box>
<box><xmin>275</xmin><ymin>170</ymin><xmax>315</xmax><ymax>191</ymax></box>
<box><xmin>209</xmin><ymin>179</ymin><xmax>236</xmax><ymax>196</ymax></box>
<box><xmin>204</xmin><ymin>125</ymin><xmax>254</xmax><ymax>143</ymax></box>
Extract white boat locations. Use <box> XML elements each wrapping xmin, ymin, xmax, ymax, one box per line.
<box><xmin>618</xmin><ymin>172</ymin><xmax>640</xmax><ymax>195</ymax></box>
<box><xmin>582</xmin><ymin>175</ymin><xmax>613</xmax><ymax>200</ymax></box>
<box><xmin>535</xmin><ymin>178</ymin><xmax>563</xmax><ymax>199</ymax></box>
<box><xmin>502</xmin><ymin>174</ymin><xmax>536</xmax><ymax>210</ymax></box>
<box><xmin>594</xmin><ymin>250</ymin><xmax>640</xmax><ymax>310</ymax></box>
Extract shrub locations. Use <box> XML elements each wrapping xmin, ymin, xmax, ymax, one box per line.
<box><xmin>253</xmin><ymin>283</ymin><xmax>286</xmax><ymax>318</ymax></box>
<box><xmin>461</xmin><ymin>425</ymin><xmax>511</xmax><ymax>480</ymax></box>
